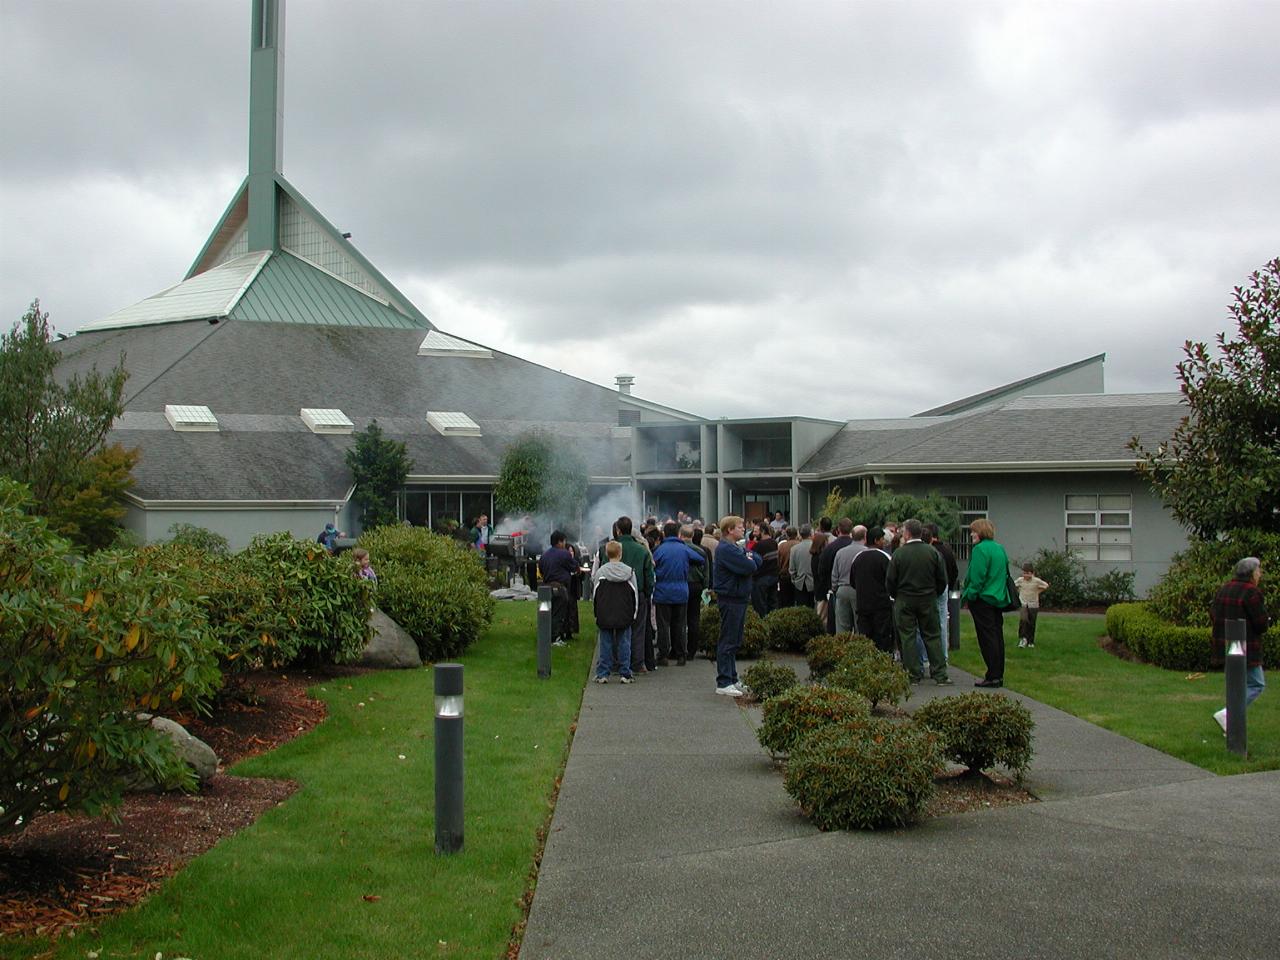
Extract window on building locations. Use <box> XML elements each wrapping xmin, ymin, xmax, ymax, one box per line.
<box><xmin>1065</xmin><ymin>494</ymin><xmax>1132</xmax><ymax>561</ymax></box>
<box><xmin>944</xmin><ymin>495</ymin><xmax>988</xmax><ymax>560</ymax></box>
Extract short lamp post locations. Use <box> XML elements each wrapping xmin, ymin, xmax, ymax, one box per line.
<box><xmin>434</xmin><ymin>663</ymin><xmax>464</xmax><ymax>855</ymax></box>
<box><xmin>948</xmin><ymin>590</ymin><xmax>962</xmax><ymax>652</ymax></box>
<box><xmin>537</xmin><ymin>585</ymin><xmax>553</xmax><ymax>679</ymax></box>
<box><xmin>1224</xmin><ymin>619</ymin><xmax>1247</xmax><ymax>758</ymax></box>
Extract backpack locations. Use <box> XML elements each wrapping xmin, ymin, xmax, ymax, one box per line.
<box><xmin>593</xmin><ymin>578</ymin><xmax>636</xmax><ymax>630</ymax></box>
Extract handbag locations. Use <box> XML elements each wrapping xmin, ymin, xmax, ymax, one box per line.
<box><xmin>1001</xmin><ymin>573</ymin><xmax>1022</xmax><ymax>613</ymax></box>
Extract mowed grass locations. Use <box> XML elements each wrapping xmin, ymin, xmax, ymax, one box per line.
<box><xmin>948</xmin><ymin>612</ymin><xmax>1279</xmax><ymax>776</ymax></box>
<box><xmin>6</xmin><ymin>603</ymin><xmax>595</xmax><ymax>960</ymax></box>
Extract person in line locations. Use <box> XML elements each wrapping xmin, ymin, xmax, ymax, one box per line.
<box><xmin>962</xmin><ymin>518</ymin><xmax>1013</xmax><ymax>687</ymax></box>
<box><xmin>807</xmin><ymin>530</ymin><xmax>829</xmax><ymax>617</ymax></box>
<box><xmin>653</xmin><ymin>521</ymin><xmax>706</xmax><ymax>666</ymax></box>
<box><xmin>788</xmin><ymin>524</ymin><xmax>816</xmax><ymax>609</ymax></box>
<box><xmin>684</xmin><ymin>525</ymin><xmax>712</xmax><ymax>660</ymax></box>
<box><xmin>769</xmin><ymin>510</ymin><xmax>787</xmax><ymax>535</ymax></box>
<box><xmin>1016</xmin><ymin>561</ymin><xmax>1050</xmax><ymax>648</ymax></box>
<box><xmin>539</xmin><ymin>531</ymin><xmax>579</xmax><ymax>647</ymax></box>
<box><xmin>1211</xmin><ymin>557</ymin><xmax>1269</xmax><ymax>731</ymax></box>
<box><xmin>470</xmin><ymin>513</ymin><xmax>493</xmax><ymax>553</ymax></box>
<box><xmin>830</xmin><ymin>525</ymin><xmax>867</xmax><ymax>634</ymax></box>
<box><xmin>712</xmin><ymin>515</ymin><xmax>762</xmax><ymax>697</ymax></box>
<box><xmin>352</xmin><ymin>547</ymin><xmax>377</xmax><ymax>584</ymax></box>
<box><xmin>777</xmin><ymin>526</ymin><xmax>799</xmax><ymax>609</ymax></box>
<box><xmin>852</xmin><ymin>527</ymin><xmax>894</xmax><ymax>653</ymax></box>
<box><xmin>601</xmin><ymin>516</ymin><xmax>655</xmax><ymax>674</ymax></box>
<box><xmin>751</xmin><ymin>520</ymin><xmax>780</xmax><ymax>617</ymax></box>
<box><xmin>816</xmin><ymin>518</ymin><xmax>854</xmax><ymax>633</ymax></box>
<box><xmin>886</xmin><ymin>519</ymin><xmax>952</xmax><ymax>685</ymax></box>
<box><xmin>592</xmin><ymin>540</ymin><xmax>638</xmax><ymax>684</ymax></box>
<box><xmin>926</xmin><ymin>523</ymin><xmax>959</xmax><ymax>663</ymax></box>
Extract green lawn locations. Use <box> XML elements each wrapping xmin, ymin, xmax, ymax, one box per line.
<box><xmin>948</xmin><ymin>612</ymin><xmax>1279</xmax><ymax>775</ymax></box>
<box><xmin>5</xmin><ymin>603</ymin><xmax>595</xmax><ymax>960</ymax></box>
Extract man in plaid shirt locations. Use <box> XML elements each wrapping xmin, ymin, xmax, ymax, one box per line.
<box><xmin>1210</xmin><ymin>557</ymin><xmax>1270</xmax><ymax>731</ymax></box>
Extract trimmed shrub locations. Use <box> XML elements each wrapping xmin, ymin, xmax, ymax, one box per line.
<box><xmin>757</xmin><ymin>684</ymin><xmax>871</xmax><ymax>756</ymax></box>
<box><xmin>764</xmin><ymin>605</ymin><xmax>825</xmax><ymax>652</ymax></box>
<box><xmin>806</xmin><ymin>632</ymin><xmax>877</xmax><ymax>680</ymax></box>
<box><xmin>1105</xmin><ymin>602</ymin><xmax>1224</xmax><ymax>671</ymax></box>
<box><xmin>783</xmin><ymin>719</ymin><xmax>941</xmax><ymax>830</ymax></box>
<box><xmin>698</xmin><ymin>605</ymin><xmax>768</xmax><ymax>660</ymax></box>
<box><xmin>241</xmin><ymin>533</ymin><xmax>373</xmax><ymax>665</ymax></box>
<box><xmin>742</xmin><ymin>660</ymin><xmax>799</xmax><ymax>702</ymax></box>
<box><xmin>1</xmin><ymin>481</ymin><xmax>221</xmax><ymax>833</ymax></box>
<box><xmin>165</xmin><ymin>522</ymin><xmax>230</xmax><ymax>556</ymax></box>
<box><xmin>358</xmin><ymin>525</ymin><xmax>495</xmax><ymax>661</ymax></box>
<box><xmin>826</xmin><ymin>650</ymin><xmax>911</xmax><ymax>709</ymax></box>
<box><xmin>913</xmin><ymin>692</ymin><xmax>1034</xmax><ymax>780</ymax></box>
<box><xmin>1146</xmin><ymin>529</ymin><xmax>1280</xmax><ymax>629</ymax></box>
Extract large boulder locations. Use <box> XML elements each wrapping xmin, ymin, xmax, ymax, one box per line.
<box><xmin>360</xmin><ymin>607</ymin><xmax>423</xmax><ymax>669</ymax></box>
<box><xmin>128</xmin><ymin>714</ymin><xmax>219</xmax><ymax>790</ymax></box>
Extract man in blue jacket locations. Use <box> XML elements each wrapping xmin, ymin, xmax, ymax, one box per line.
<box><xmin>712</xmin><ymin>515</ymin><xmax>762</xmax><ymax>696</ymax></box>
<box><xmin>653</xmin><ymin>521</ymin><xmax>706</xmax><ymax>666</ymax></box>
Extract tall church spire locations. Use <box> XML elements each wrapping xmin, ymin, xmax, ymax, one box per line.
<box><xmin>247</xmin><ymin>0</ymin><xmax>285</xmax><ymax>252</ymax></box>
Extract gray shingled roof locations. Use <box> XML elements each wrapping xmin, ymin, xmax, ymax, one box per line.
<box><xmin>802</xmin><ymin>394</ymin><xmax>1185</xmax><ymax>477</ymax></box>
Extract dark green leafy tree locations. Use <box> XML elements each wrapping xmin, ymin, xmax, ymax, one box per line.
<box><xmin>0</xmin><ymin>300</ymin><xmax>133</xmax><ymax>547</ymax></box>
<box><xmin>45</xmin><ymin>443</ymin><xmax>139</xmax><ymax>551</ymax></box>
<box><xmin>345</xmin><ymin>420</ymin><xmax>413</xmax><ymax>530</ymax></box>
<box><xmin>494</xmin><ymin>431</ymin><xmax>589</xmax><ymax>528</ymax></box>
<box><xmin>832</xmin><ymin>490</ymin><xmax>961</xmax><ymax>543</ymax></box>
<box><xmin>1130</xmin><ymin>258</ymin><xmax>1280</xmax><ymax>537</ymax></box>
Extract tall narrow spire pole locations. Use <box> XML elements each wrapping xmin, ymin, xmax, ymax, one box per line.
<box><xmin>247</xmin><ymin>0</ymin><xmax>285</xmax><ymax>252</ymax></box>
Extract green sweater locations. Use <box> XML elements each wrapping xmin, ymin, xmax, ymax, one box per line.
<box><xmin>885</xmin><ymin>540</ymin><xmax>947</xmax><ymax>599</ymax></box>
<box><xmin>601</xmin><ymin>535</ymin><xmax>655</xmax><ymax>598</ymax></box>
<box><xmin>962</xmin><ymin>538</ymin><xmax>1012</xmax><ymax>606</ymax></box>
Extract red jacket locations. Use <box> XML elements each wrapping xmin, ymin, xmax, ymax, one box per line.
<box><xmin>1210</xmin><ymin>576</ymin><xmax>1269</xmax><ymax>667</ymax></box>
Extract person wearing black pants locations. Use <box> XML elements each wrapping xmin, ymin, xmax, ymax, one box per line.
<box><xmin>968</xmin><ymin>597</ymin><xmax>1005</xmax><ymax>685</ymax></box>
<box><xmin>960</xmin><ymin>518</ymin><xmax>1012</xmax><ymax>687</ymax></box>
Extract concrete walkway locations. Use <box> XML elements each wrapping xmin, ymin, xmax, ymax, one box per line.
<box><xmin>519</xmin><ymin>649</ymin><xmax>1280</xmax><ymax>960</ymax></box>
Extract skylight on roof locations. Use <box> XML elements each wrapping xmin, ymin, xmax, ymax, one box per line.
<box><xmin>301</xmin><ymin>407</ymin><xmax>355</xmax><ymax>434</ymax></box>
<box><xmin>427</xmin><ymin>411</ymin><xmax>482</xmax><ymax>437</ymax></box>
<box><xmin>417</xmin><ymin>330</ymin><xmax>492</xmax><ymax>359</ymax></box>
<box><xmin>165</xmin><ymin>404</ymin><xmax>219</xmax><ymax>432</ymax></box>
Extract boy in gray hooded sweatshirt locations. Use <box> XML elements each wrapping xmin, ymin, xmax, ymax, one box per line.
<box><xmin>592</xmin><ymin>540</ymin><xmax>639</xmax><ymax>683</ymax></box>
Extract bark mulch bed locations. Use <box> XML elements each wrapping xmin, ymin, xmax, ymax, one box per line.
<box><xmin>0</xmin><ymin>668</ymin><xmax>353</xmax><ymax>943</ymax></box>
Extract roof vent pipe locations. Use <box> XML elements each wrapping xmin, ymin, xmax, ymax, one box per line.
<box><xmin>615</xmin><ymin>375</ymin><xmax>635</xmax><ymax>396</ymax></box>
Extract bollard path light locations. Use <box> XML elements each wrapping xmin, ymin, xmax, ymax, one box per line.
<box><xmin>434</xmin><ymin>663</ymin><xmax>464</xmax><ymax>854</ymax></box>
<box><xmin>1224</xmin><ymin>619</ymin><xmax>1248</xmax><ymax>758</ymax></box>
<box><xmin>948</xmin><ymin>589</ymin><xmax>962</xmax><ymax>652</ymax></box>
<box><xmin>536</xmin><ymin>584</ymin><xmax>553</xmax><ymax>679</ymax></box>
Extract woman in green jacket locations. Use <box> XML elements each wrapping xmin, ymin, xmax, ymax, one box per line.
<box><xmin>961</xmin><ymin>518</ymin><xmax>1012</xmax><ymax>687</ymax></box>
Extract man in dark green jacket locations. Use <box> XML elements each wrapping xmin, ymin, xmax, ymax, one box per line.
<box><xmin>886</xmin><ymin>518</ymin><xmax>951</xmax><ymax>685</ymax></box>
<box><xmin>599</xmin><ymin>516</ymin><xmax>656</xmax><ymax>673</ymax></box>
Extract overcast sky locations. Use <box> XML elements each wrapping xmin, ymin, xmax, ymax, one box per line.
<box><xmin>2</xmin><ymin>0</ymin><xmax>1277</xmax><ymax>419</ymax></box>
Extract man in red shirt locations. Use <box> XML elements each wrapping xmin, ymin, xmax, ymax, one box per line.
<box><xmin>1210</xmin><ymin>556</ymin><xmax>1269</xmax><ymax>731</ymax></box>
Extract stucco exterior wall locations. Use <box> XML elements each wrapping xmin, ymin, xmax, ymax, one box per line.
<box><xmin>126</xmin><ymin>504</ymin><xmax>349</xmax><ymax>552</ymax></box>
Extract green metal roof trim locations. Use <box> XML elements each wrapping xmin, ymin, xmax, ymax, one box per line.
<box><xmin>228</xmin><ymin>251</ymin><xmax>427</xmax><ymax>328</ymax></box>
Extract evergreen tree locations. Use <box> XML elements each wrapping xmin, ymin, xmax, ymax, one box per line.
<box><xmin>494</xmin><ymin>431</ymin><xmax>589</xmax><ymax>529</ymax></box>
<box><xmin>345</xmin><ymin>420</ymin><xmax>413</xmax><ymax>530</ymax></box>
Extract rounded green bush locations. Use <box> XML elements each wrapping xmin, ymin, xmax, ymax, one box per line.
<box><xmin>358</xmin><ymin>525</ymin><xmax>495</xmax><ymax>661</ymax></box>
<box><xmin>699</xmin><ymin>605</ymin><xmax>768</xmax><ymax>659</ymax></box>
<box><xmin>742</xmin><ymin>659</ymin><xmax>799</xmax><ymax>702</ymax></box>
<box><xmin>757</xmin><ymin>684</ymin><xmax>871</xmax><ymax>756</ymax></box>
<box><xmin>826</xmin><ymin>650</ymin><xmax>911</xmax><ymax>709</ymax></box>
<box><xmin>913</xmin><ymin>692</ymin><xmax>1034</xmax><ymax>779</ymax></box>
<box><xmin>1146</xmin><ymin>528</ymin><xmax>1280</xmax><ymax>629</ymax></box>
<box><xmin>806</xmin><ymin>632</ymin><xmax>877</xmax><ymax>680</ymax></box>
<box><xmin>764</xmin><ymin>606</ymin><xmax>826</xmax><ymax>652</ymax></box>
<box><xmin>783</xmin><ymin>718</ymin><xmax>941</xmax><ymax>830</ymax></box>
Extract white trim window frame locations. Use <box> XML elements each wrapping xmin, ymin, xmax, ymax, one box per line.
<box><xmin>1065</xmin><ymin>493</ymin><xmax>1132</xmax><ymax>562</ymax></box>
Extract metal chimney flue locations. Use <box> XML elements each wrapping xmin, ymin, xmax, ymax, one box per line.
<box><xmin>615</xmin><ymin>375</ymin><xmax>635</xmax><ymax>395</ymax></box>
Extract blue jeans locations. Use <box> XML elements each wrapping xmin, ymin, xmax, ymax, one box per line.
<box><xmin>1247</xmin><ymin>666</ymin><xmax>1265</xmax><ymax>706</ymax></box>
<box><xmin>716</xmin><ymin>601</ymin><xmax>747</xmax><ymax>688</ymax></box>
<box><xmin>596</xmin><ymin>626</ymin><xmax>632</xmax><ymax>679</ymax></box>
<box><xmin>915</xmin><ymin>592</ymin><xmax>949</xmax><ymax>667</ymax></box>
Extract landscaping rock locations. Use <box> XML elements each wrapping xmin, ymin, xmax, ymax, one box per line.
<box><xmin>128</xmin><ymin>715</ymin><xmax>219</xmax><ymax>790</ymax></box>
<box><xmin>359</xmin><ymin>607</ymin><xmax>423</xmax><ymax>669</ymax></box>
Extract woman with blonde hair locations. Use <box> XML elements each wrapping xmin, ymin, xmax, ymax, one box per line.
<box><xmin>961</xmin><ymin>518</ymin><xmax>1012</xmax><ymax>687</ymax></box>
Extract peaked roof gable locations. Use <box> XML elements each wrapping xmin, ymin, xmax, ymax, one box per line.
<box><xmin>914</xmin><ymin>353</ymin><xmax>1106</xmax><ymax>417</ymax></box>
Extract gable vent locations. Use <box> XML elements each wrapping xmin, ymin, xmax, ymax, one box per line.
<box><xmin>427</xmin><ymin>411</ymin><xmax>482</xmax><ymax>437</ymax></box>
<box><xmin>417</xmin><ymin>330</ymin><xmax>493</xmax><ymax>359</ymax></box>
<box><xmin>165</xmin><ymin>404</ymin><xmax>219</xmax><ymax>432</ymax></box>
<box><xmin>301</xmin><ymin>408</ymin><xmax>354</xmax><ymax>434</ymax></box>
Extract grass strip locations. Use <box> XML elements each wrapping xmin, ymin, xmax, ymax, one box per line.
<box><xmin>6</xmin><ymin>603</ymin><xmax>595</xmax><ymax>960</ymax></box>
<box><xmin>947</xmin><ymin>613</ymin><xmax>1278</xmax><ymax>775</ymax></box>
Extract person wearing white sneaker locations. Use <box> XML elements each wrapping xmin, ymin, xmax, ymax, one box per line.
<box><xmin>711</xmin><ymin>516</ymin><xmax>762</xmax><ymax>696</ymax></box>
<box><xmin>1209</xmin><ymin>557</ymin><xmax>1269</xmax><ymax>730</ymax></box>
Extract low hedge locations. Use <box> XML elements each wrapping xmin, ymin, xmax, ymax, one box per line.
<box><xmin>913</xmin><ymin>692</ymin><xmax>1034</xmax><ymax>779</ymax></box>
<box><xmin>757</xmin><ymin>684</ymin><xmax>871</xmax><ymax>757</ymax></box>
<box><xmin>358</xmin><ymin>525</ymin><xmax>495</xmax><ymax>662</ymax></box>
<box><xmin>764</xmin><ymin>606</ymin><xmax>825</xmax><ymax>653</ymax></box>
<box><xmin>826</xmin><ymin>650</ymin><xmax>911</xmax><ymax>709</ymax></box>
<box><xmin>742</xmin><ymin>659</ymin><xmax>799</xmax><ymax>702</ymax></box>
<box><xmin>1105</xmin><ymin>602</ymin><xmax>1216</xmax><ymax>671</ymax></box>
<box><xmin>699</xmin><ymin>604</ymin><xmax>768</xmax><ymax>660</ymax></box>
<box><xmin>1145</xmin><ymin>529</ymin><xmax>1280</xmax><ymax>628</ymax></box>
<box><xmin>783</xmin><ymin>719</ymin><xmax>940</xmax><ymax>830</ymax></box>
<box><xmin>806</xmin><ymin>632</ymin><xmax>877</xmax><ymax>680</ymax></box>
